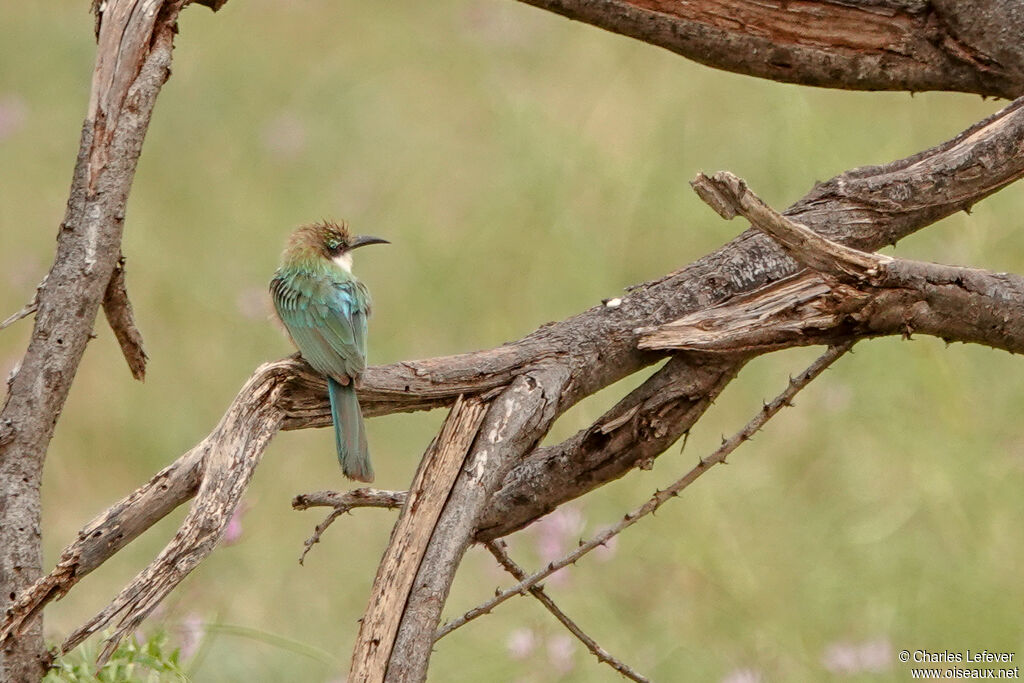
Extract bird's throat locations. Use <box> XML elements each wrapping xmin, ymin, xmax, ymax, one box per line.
<box><xmin>333</xmin><ymin>251</ymin><xmax>353</xmax><ymax>273</ymax></box>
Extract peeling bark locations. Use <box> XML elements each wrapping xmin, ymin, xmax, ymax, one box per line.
<box><xmin>61</xmin><ymin>361</ymin><xmax>287</xmax><ymax>663</ymax></box>
<box><xmin>348</xmin><ymin>397</ymin><xmax>488</xmax><ymax>681</ymax></box>
<box><xmin>387</xmin><ymin>367</ymin><xmax>568</xmax><ymax>681</ymax></box>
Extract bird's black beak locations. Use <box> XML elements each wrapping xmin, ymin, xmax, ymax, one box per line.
<box><xmin>348</xmin><ymin>235</ymin><xmax>390</xmax><ymax>251</ymax></box>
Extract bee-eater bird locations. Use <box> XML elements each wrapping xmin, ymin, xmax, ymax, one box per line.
<box><xmin>270</xmin><ymin>220</ymin><xmax>388</xmax><ymax>482</ymax></box>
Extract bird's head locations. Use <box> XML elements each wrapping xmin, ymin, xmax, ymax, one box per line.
<box><xmin>288</xmin><ymin>220</ymin><xmax>389</xmax><ymax>272</ymax></box>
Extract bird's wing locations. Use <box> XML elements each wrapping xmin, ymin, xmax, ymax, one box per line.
<box><xmin>271</xmin><ymin>272</ymin><xmax>368</xmax><ymax>380</ymax></box>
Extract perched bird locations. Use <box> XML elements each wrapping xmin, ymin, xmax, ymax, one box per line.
<box><xmin>270</xmin><ymin>220</ymin><xmax>388</xmax><ymax>482</ymax></box>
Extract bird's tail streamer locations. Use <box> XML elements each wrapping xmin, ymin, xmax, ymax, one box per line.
<box><xmin>328</xmin><ymin>376</ymin><xmax>373</xmax><ymax>482</ymax></box>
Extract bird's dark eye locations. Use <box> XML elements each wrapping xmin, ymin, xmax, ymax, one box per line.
<box><xmin>326</xmin><ymin>239</ymin><xmax>341</xmax><ymax>252</ymax></box>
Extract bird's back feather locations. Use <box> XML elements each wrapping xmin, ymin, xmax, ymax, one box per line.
<box><xmin>270</xmin><ymin>266</ymin><xmax>369</xmax><ymax>380</ymax></box>
<box><xmin>271</xmin><ymin>263</ymin><xmax>373</xmax><ymax>480</ymax></box>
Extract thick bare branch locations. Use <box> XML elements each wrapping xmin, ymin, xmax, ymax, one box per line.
<box><xmin>514</xmin><ymin>0</ymin><xmax>1024</xmax><ymax>98</ymax></box>
<box><xmin>0</xmin><ymin>0</ymin><xmax>200</xmax><ymax>675</ymax></box>
<box><xmin>349</xmin><ymin>396</ymin><xmax>489</xmax><ymax>682</ymax></box>
<box><xmin>643</xmin><ymin>263</ymin><xmax>1024</xmax><ymax>355</ymax></box>
<box><xmin>380</xmin><ymin>369</ymin><xmax>566</xmax><ymax>681</ymax></box>
<box><xmin>642</xmin><ymin>174</ymin><xmax>1024</xmax><ymax>354</ymax></box>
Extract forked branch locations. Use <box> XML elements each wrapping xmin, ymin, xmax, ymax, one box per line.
<box><xmin>293</xmin><ymin>488</ymin><xmax>407</xmax><ymax>564</ymax></box>
<box><xmin>60</xmin><ymin>361</ymin><xmax>290</xmax><ymax>663</ymax></box>
<box><xmin>438</xmin><ymin>343</ymin><xmax>853</xmax><ymax>640</ymax></box>
<box><xmin>5</xmin><ymin>96</ymin><xmax>1024</xmax><ymax>665</ymax></box>
<box><xmin>348</xmin><ymin>396</ymin><xmax>489</xmax><ymax>681</ymax></box>
<box><xmin>640</xmin><ymin>172</ymin><xmax>1024</xmax><ymax>355</ymax></box>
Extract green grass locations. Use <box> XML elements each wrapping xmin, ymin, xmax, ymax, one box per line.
<box><xmin>44</xmin><ymin>630</ymin><xmax>189</xmax><ymax>683</ymax></box>
<box><xmin>2</xmin><ymin>1</ymin><xmax>1023</xmax><ymax>681</ymax></box>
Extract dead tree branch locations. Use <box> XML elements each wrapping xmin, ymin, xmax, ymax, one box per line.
<box><xmin>349</xmin><ymin>396</ymin><xmax>488</xmax><ymax>681</ymax></box>
<box><xmin>0</xmin><ymin>0</ymin><xmax>229</xmax><ymax>675</ymax></box>
<box><xmin>384</xmin><ymin>368</ymin><xmax>568</xmax><ymax>681</ymax></box>
<box><xmin>5</xmin><ymin>95</ymin><xmax>1024</xmax><ymax>666</ymax></box>
<box><xmin>440</xmin><ymin>343</ymin><xmax>853</xmax><ymax>640</ymax></box>
<box><xmin>477</xmin><ymin>356</ymin><xmax>737</xmax><ymax>541</ymax></box>
<box><xmin>690</xmin><ymin>172</ymin><xmax>883</xmax><ymax>279</ymax></box>
<box><xmin>60</xmin><ymin>359</ymin><xmax>287</xmax><ymax>665</ymax></box>
<box><xmin>514</xmin><ymin>0</ymin><xmax>1024</xmax><ymax>98</ymax></box>
<box><xmin>475</xmin><ymin>93</ymin><xmax>1024</xmax><ymax>540</ymax></box>
<box><xmin>292</xmin><ymin>488</ymin><xmax>408</xmax><ymax>513</ymax></box>
<box><xmin>484</xmin><ymin>539</ymin><xmax>650</xmax><ymax>683</ymax></box>
<box><xmin>640</xmin><ymin>172</ymin><xmax>1024</xmax><ymax>354</ymax></box>
<box><xmin>293</xmin><ymin>489</ymin><xmax>408</xmax><ymax>565</ymax></box>
<box><xmin>2</xmin><ymin>1</ymin><xmax>1020</xmax><ymax>681</ymax></box>
<box><xmin>0</xmin><ymin>297</ymin><xmax>38</xmax><ymax>333</ymax></box>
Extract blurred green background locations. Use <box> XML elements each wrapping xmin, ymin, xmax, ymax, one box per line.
<box><xmin>2</xmin><ymin>1</ymin><xmax>1023</xmax><ymax>681</ymax></box>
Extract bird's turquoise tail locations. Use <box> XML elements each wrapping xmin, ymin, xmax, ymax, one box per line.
<box><xmin>328</xmin><ymin>377</ymin><xmax>373</xmax><ymax>482</ymax></box>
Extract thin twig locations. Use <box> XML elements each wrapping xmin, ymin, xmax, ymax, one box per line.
<box><xmin>437</xmin><ymin>342</ymin><xmax>854</xmax><ymax>639</ymax></box>
<box><xmin>484</xmin><ymin>540</ymin><xmax>650</xmax><ymax>683</ymax></box>
<box><xmin>0</xmin><ymin>295</ymin><xmax>38</xmax><ymax>332</ymax></box>
<box><xmin>291</xmin><ymin>488</ymin><xmax>407</xmax><ymax>564</ymax></box>
<box><xmin>291</xmin><ymin>488</ymin><xmax>408</xmax><ymax>512</ymax></box>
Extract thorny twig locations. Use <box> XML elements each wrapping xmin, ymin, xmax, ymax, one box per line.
<box><xmin>484</xmin><ymin>539</ymin><xmax>650</xmax><ymax>683</ymax></box>
<box><xmin>436</xmin><ymin>342</ymin><xmax>854</xmax><ymax>639</ymax></box>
